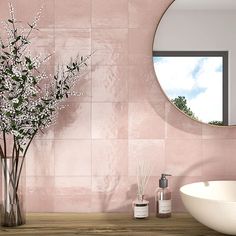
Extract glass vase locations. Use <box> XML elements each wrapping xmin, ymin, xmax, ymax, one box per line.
<box><xmin>1</xmin><ymin>156</ymin><xmax>26</xmax><ymax>227</ymax></box>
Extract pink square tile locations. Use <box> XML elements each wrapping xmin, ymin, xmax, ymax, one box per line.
<box><xmin>92</xmin><ymin>0</ymin><xmax>128</xmax><ymax>28</ymax></box>
<box><xmin>129</xmin><ymin>0</ymin><xmax>172</xmax><ymax>29</ymax></box>
<box><xmin>165</xmin><ymin>102</ymin><xmax>202</xmax><ymax>139</ymax></box>
<box><xmin>92</xmin><ymin>66</ymin><xmax>128</xmax><ymax>102</ymax></box>
<box><xmin>202</xmin><ymin>139</ymin><xmax>236</xmax><ymax>177</ymax></box>
<box><xmin>91</xmin><ymin>176</ymin><xmax>129</xmax><ymax>212</ymax></box>
<box><xmin>54</xmin><ymin>177</ymin><xmax>92</xmax><ymax>212</ymax></box>
<box><xmin>92</xmin><ymin>29</ymin><xmax>128</xmax><ymax>66</ymax></box>
<box><xmin>55</xmin><ymin>0</ymin><xmax>91</xmax><ymax>28</ymax></box>
<box><xmin>169</xmin><ymin>176</ymin><xmax>205</xmax><ymax>199</ymax></box>
<box><xmin>202</xmin><ymin>124</ymin><xmax>236</xmax><ymax>139</ymax></box>
<box><xmin>128</xmin><ymin>28</ymin><xmax>154</xmax><ymax>65</ymax></box>
<box><xmin>129</xmin><ymin>28</ymin><xmax>154</xmax><ymax>54</ymax></box>
<box><xmin>26</xmin><ymin>177</ymin><xmax>55</xmax><ymax>212</ymax></box>
<box><xmin>165</xmin><ymin>139</ymin><xmax>202</xmax><ymax>177</ymax></box>
<box><xmin>92</xmin><ymin>103</ymin><xmax>128</xmax><ymax>139</ymax></box>
<box><xmin>92</xmin><ymin>140</ymin><xmax>128</xmax><ymax>176</ymax></box>
<box><xmin>34</xmin><ymin>126</ymin><xmax>55</xmax><ymax>140</ymax></box>
<box><xmin>128</xmin><ymin>102</ymin><xmax>165</xmax><ymax>139</ymax></box>
<box><xmin>15</xmin><ymin>0</ymin><xmax>55</xmax><ymax>28</ymax></box>
<box><xmin>26</xmin><ymin>140</ymin><xmax>54</xmax><ymax>177</ymax></box>
<box><xmin>55</xmin><ymin>49</ymin><xmax>92</xmax><ymax>68</ymax></box>
<box><xmin>0</xmin><ymin>1</ymin><xmax>16</xmax><ymax>21</ymax></box>
<box><xmin>54</xmin><ymin>102</ymin><xmax>91</xmax><ymax>139</ymax></box>
<box><xmin>55</xmin><ymin>29</ymin><xmax>91</xmax><ymax>52</ymax></box>
<box><xmin>128</xmin><ymin>65</ymin><xmax>167</xmax><ymax>102</ymax></box>
<box><xmin>54</xmin><ymin>194</ymin><xmax>92</xmax><ymax>212</ymax></box>
<box><xmin>54</xmin><ymin>140</ymin><xmax>91</xmax><ymax>176</ymax></box>
<box><xmin>30</xmin><ymin>29</ymin><xmax>55</xmax><ymax>55</ymax></box>
<box><xmin>55</xmin><ymin>177</ymin><xmax>91</xmax><ymax>194</ymax></box>
<box><xmin>55</xmin><ymin>29</ymin><xmax>91</xmax><ymax>65</ymax></box>
<box><xmin>128</xmin><ymin>140</ymin><xmax>165</xmax><ymax>176</ymax></box>
<box><xmin>172</xmin><ymin>197</ymin><xmax>186</xmax><ymax>212</ymax></box>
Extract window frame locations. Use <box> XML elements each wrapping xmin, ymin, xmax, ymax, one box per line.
<box><xmin>152</xmin><ymin>51</ymin><xmax>229</xmax><ymax>125</ymax></box>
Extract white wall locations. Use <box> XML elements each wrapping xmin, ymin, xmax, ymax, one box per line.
<box><xmin>153</xmin><ymin>9</ymin><xmax>236</xmax><ymax>125</ymax></box>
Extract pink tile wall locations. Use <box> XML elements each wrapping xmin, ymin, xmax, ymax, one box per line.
<box><xmin>1</xmin><ymin>0</ymin><xmax>236</xmax><ymax>213</ymax></box>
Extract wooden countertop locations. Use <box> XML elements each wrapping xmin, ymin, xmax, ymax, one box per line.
<box><xmin>0</xmin><ymin>213</ymin><xmax>226</xmax><ymax>236</ymax></box>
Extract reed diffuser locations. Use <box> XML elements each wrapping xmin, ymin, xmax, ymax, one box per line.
<box><xmin>133</xmin><ymin>160</ymin><xmax>152</xmax><ymax>219</ymax></box>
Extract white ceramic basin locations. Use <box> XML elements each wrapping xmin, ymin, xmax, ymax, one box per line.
<box><xmin>180</xmin><ymin>181</ymin><xmax>236</xmax><ymax>235</ymax></box>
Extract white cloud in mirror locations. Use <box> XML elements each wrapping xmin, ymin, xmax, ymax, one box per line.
<box><xmin>154</xmin><ymin>56</ymin><xmax>222</xmax><ymax>123</ymax></box>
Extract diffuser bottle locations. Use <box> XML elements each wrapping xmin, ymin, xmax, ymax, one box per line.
<box><xmin>133</xmin><ymin>194</ymin><xmax>149</xmax><ymax>219</ymax></box>
<box><xmin>155</xmin><ymin>174</ymin><xmax>172</xmax><ymax>218</ymax></box>
<box><xmin>133</xmin><ymin>160</ymin><xmax>152</xmax><ymax>219</ymax></box>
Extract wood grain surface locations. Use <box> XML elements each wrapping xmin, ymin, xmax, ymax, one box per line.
<box><xmin>0</xmin><ymin>213</ymin><xmax>227</xmax><ymax>236</ymax></box>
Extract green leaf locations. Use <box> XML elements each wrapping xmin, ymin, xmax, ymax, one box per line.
<box><xmin>15</xmin><ymin>36</ymin><xmax>21</xmax><ymax>43</ymax></box>
<box><xmin>12</xmin><ymin>76</ymin><xmax>20</xmax><ymax>82</ymax></box>
<box><xmin>25</xmin><ymin>57</ymin><xmax>31</xmax><ymax>64</ymax></box>
<box><xmin>22</xmin><ymin>75</ymin><xmax>27</xmax><ymax>81</ymax></box>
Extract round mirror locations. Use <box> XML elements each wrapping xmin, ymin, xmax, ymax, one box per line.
<box><xmin>153</xmin><ymin>0</ymin><xmax>236</xmax><ymax>126</ymax></box>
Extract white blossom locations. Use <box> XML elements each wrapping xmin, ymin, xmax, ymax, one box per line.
<box><xmin>0</xmin><ymin>3</ymin><xmax>90</xmax><ymax>151</ymax></box>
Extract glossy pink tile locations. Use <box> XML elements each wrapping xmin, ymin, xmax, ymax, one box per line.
<box><xmin>54</xmin><ymin>177</ymin><xmax>91</xmax><ymax>212</ymax></box>
<box><xmin>54</xmin><ymin>140</ymin><xmax>91</xmax><ymax>176</ymax></box>
<box><xmin>92</xmin><ymin>140</ymin><xmax>128</xmax><ymax>176</ymax></box>
<box><xmin>0</xmin><ymin>1</ymin><xmax>16</xmax><ymax>21</ymax></box>
<box><xmin>172</xmin><ymin>197</ymin><xmax>185</xmax><ymax>212</ymax></box>
<box><xmin>128</xmin><ymin>28</ymin><xmax>154</xmax><ymax>65</ymax></box>
<box><xmin>54</xmin><ymin>103</ymin><xmax>91</xmax><ymax>139</ymax></box>
<box><xmin>165</xmin><ymin>139</ymin><xmax>202</xmax><ymax>177</ymax></box>
<box><xmin>26</xmin><ymin>140</ymin><xmax>54</xmax><ymax>177</ymax></box>
<box><xmin>165</xmin><ymin>102</ymin><xmax>202</xmax><ymax>139</ymax></box>
<box><xmin>92</xmin><ymin>0</ymin><xmax>128</xmax><ymax>28</ymax></box>
<box><xmin>129</xmin><ymin>0</ymin><xmax>173</xmax><ymax>29</ymax></box>
<box><xmin>202</xmin><ymin>124</ymin><xmax>236</xmax><ymax>139</ymax></box>
<box><xmin>54</xmin><ymin>194</ymin><xmax>92</xmax><ymax>212</ymax></box>
<box><xmin>30</xmin><ymin>29</ymin><xmax>55</xmax><ymax>55</ymax></box>
<box><xmin>128</xmin><ymin>140</ymin><xmax>165</xmax><ymax>176</ymax></box>
<box><xmin>15</xmin><ymin>0</ymin><xmax>55</xmax><ymax>28</ymax></box>
<box><xmin>92</xmin><ymin>103</ymin><xmax>128</xmax><ymax>139</ymax></box>
<box><xmin>55</xmin><ymin>29</ymin><xmax>91</xmax><ymax>65</ymax></box>
<box><xmin>55</xmin><ymin>29</ymin><xmax>91</xmax><ymax>51</ymax></box>
<box><xmin>92</xmin><ymin>29</ymin><xmax>128</xmax><ymax>65</ymax></box>
<box><xmin>169</xmin><ymin>176</ymin><xmax>204</xmax><ymax>199</ymax></box>
<box><xmin>202</xmin><ymin>139</ymin><xmax>236</xmax><ymax>177</ymax></box>
<box><xmin>91</xmin><ymin>176</ymin><xmax>129</xmax><ymax>212</ymax></box>
<box><xmin>128</xmin><ymin>102</ymin><xmax>165</xmax><ymax>139</ymax></box>
<box><xmin>26</xmin><ymin>177</ymin><xmax>54</xmax><ymax>212</ymax></box>
<box><xmin>55</xmin><ymin>177</ymin><xmax>91</xmax><ymax>194</ymax></box>
<box><xmin>92</xmin><ymin>66</ymin><xmax>128</xmax><ymax>102</ymax></box>
<box><xmin>55</xmin><ymin>0</ymin><xmax>91</xmax><ymax>28</ymax></box>
<box><xmin>34</xmin><ymin>126</ymin><xmax>54</xmax><ymax>140</ymax></box>
<box><xmin>128</xmin><ymin>64</ymin><xmax>166</xmax><ymax>102</ymax></box>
